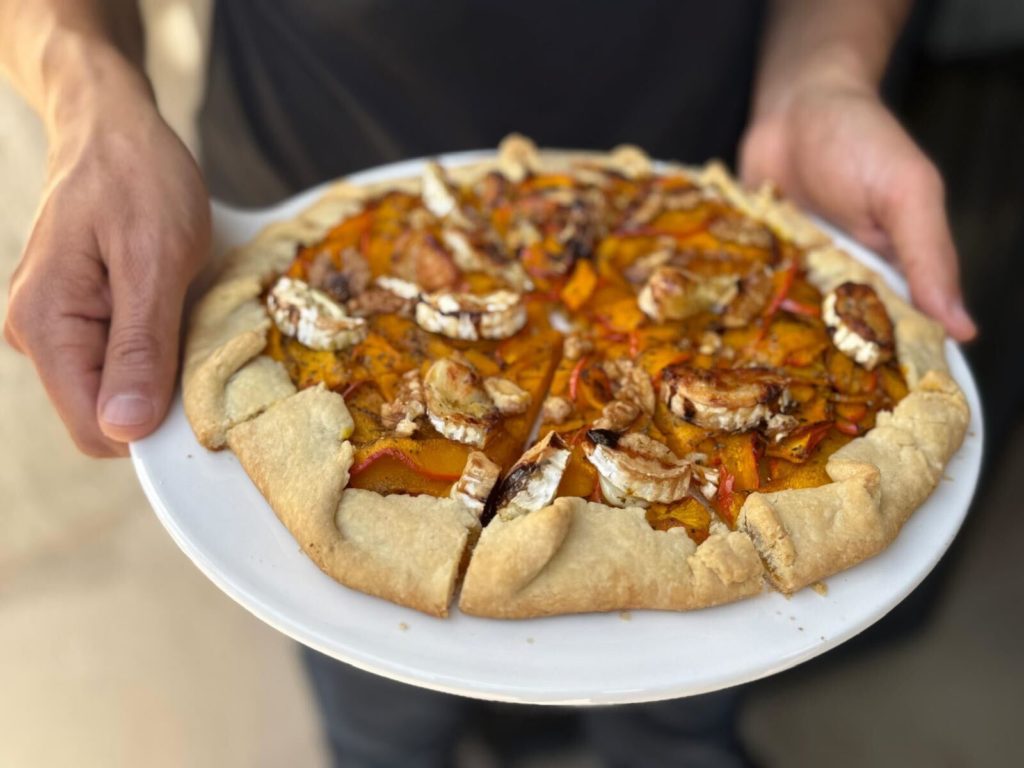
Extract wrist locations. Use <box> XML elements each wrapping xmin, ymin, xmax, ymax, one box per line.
<box><xmin>40</xmin><ymin>32</ymin><xmax>155</xmax><ymax>146</ymax></box>
<box><xmin>753</xmin><ymin>44</ymin><xmax>878</xmax><ymax>123</ymax></box>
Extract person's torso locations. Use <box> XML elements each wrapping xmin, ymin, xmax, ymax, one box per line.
<box><xmin>200</xmin><ymin>0</ymin><xmax>764</xmax><ymax>205</ymax></box>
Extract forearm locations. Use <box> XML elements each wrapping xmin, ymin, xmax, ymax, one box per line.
<box><xmin>753</xmin><ymin>0</ymin><xmax>911</xmax><ymax>117</ymax></box>
<box><xmin>0</xmin><ymin>0</ymin><xmax>150</xmax><ymax>137</ymax></box>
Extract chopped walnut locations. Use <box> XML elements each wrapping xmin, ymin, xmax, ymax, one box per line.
<box><xmin>698</xmin><ymin>331</ymin><xmax>723</xmax><ymax>356</ymax></box>
<box><xmin>592</xmin><ymin>399</ymin><xmax>641</xmax><ymax>432</ymax></box>
<box><xmin>506</xmin><ymin>218</ymin><xmax>542</xmax><ymax>250</ymax></box>
<box><xmin>556</xmin><ymin>202</ymin><xmax>601</xmax><ymax>263</ymax></box>
<box><xmin>542</xmin><ymin>188</ymin><xmax>579</xmax><ymax>207</ymax></box>
<box><xmin>624</xmin><ymin>190</ymin><xmax>663</xmax><ymax>228</ymax></box>
<box><xmin>393</xmin><ymin>231</ymin><xmax>460</xmax><ymax>292</ymax></box>
<box><xmin>563</xmin><ymin>332</ymin><xmax>594</xmax><ymax>361</ymax></box>
<box><xmin>571</xmin><ymin>167</ymin><xmax>611</xmax><ymax>187</ymax></box>
<box><xmin>483</xmin><ymin>376</ymin><xmax>531</xmax><ymax>415</ymax></box>
<box><xmin>380</xmin><ymin>370</ymin><xmax>426</xmax><ymax>436</ymax></box>
<box><xmin>347</xmin><ymin>288</ymin><xmax>413</xmax><ymax>318</ymax></box>
<box><xmin>624</xmin><ymin>248</ymin><xmax>674</xmax><ymax>285</ymax></box>
<box><xmin>478</xmin><ymin>171</ymin><xmax>509</xmax><ymax>209</ymax></box>
<box><xmin>407</xmin><ymin>208</ymin><xmax>435</xmax><ymax>230</ymax></box>
<box><xmin>601</xmin><ymin>359</ymin><xmax>655</xmax><ymax>415</ymax></box>
<box><xmin>708</xmin><ymin>216</ymin><xmax>774</xmax><ymax>249</ymax></box>
<box><xmin>541</xmin><ymin>395</ymin><xmax>573</xmax><ymax>425</ymax></box>
<box><xmin>722</xmin><ymin>267</ymin><xmax>774</xmax><ymax>328</ymax></box>
<box><xmin>306</xmin><ymin>248</ymin><xmax>371</xmax><ymax>304</ymax></box>
<box><xmin>662</xmin><ymin>188</ymin><xmax>704</xmax><ymax>211</ymax></box>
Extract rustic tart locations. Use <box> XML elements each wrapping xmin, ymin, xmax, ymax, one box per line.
<box><xmin>182</xmin><ymin>136</ymin><xmax>968</xmax><ymax>618</ymax></box>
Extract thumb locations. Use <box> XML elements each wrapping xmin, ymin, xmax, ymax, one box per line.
<box><xmin>876</xmin><ymin>160</ymin><xmax>977</xmax><ymax>342</ymax></box>
<box><xmin>737</xmin><ymin>119</ymin><xmax>784</xmax><ymax>190</ymax></box>
<box><xmin>96</xmin><ymin>255</ymin><xmax>187</xmax><ymax>443</ymax></box>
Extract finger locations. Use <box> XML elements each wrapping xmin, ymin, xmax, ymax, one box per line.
<box><xmin>740</xmin><ymin>121</ymin><xmax>899</xmax><ymax>263</ymax></box>
<box><xmin>7</xmin><ymin>239</ymin><xmax>126</xmax><ymax>456</ymax></box>
<box><xmin>846</xmin><ymin>222</ymin><xmax>894</xmax><ymax>263</ymax></box>
<box><xmin>3</xmin><ymin>319</ymin><xmax>24</xmax><ymax>352</ymax></box>
<box><xmin>875</xmin><ymin>161</ymin><xmax>977</xmax><ymax>341</ymax></box>
<box><xmin>22</xmin><ymin>313</ymin><xmax>127</xmax><ymax>458</ymax></box>
<box><xmin>96</xmin><ymin>238</ymin><xmax>188</xmax><ymax>443</ymax></box>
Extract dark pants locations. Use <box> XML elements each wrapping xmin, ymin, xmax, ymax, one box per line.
<box><xmin>302</xmin><ymin>647</ymin><xmax>750</xmax><ymax>768</ymax></box>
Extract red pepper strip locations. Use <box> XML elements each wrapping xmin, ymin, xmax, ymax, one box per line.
<box><xmin>864</xmin><ymin>370</ymin><xmax>879</xmax><ymax>394</ymax></box>
<box><xmin>835</xmin><ymin>419</ymin><xmax>861</xmax><ymax>436</ymax></box>
<box><xmin>653</xmin><ymin>175</ymin><xmax>696</xmax><ymax>190</ymax></box>
<box><xmin>340</xmin><ymin>379</ymin><xmax>368</xmax><ymax>400</ymax></box>
<box><xmin>717</xmin><ymin>464</ymin><xmax>736</xmax><ymax>511</ymax></box>
<box><xmin>763</xmin><ymin>262</ymin><xmax>798</xmax><ymax>320</ymax></box>
<box><xmin>569</xmin><ymin>356</ymin><xmax>589</xmax><ymax>402</ymax></box>
<box><xmin>628</xmin><ymin>330</ymin><xmax>641</xmax><ymax>360</ymax></box>
<box><xmin>779</xmin><ymin>297</ymin><xmax>821</xmax><ymax>318</ymax></box>
<box><xmin>359</xmin><ymin>228</ymin><xmax>372</xmax><ymax>257</ymax></box>
<box><xmin>805</xmin><ymin>422</ymin><xmax>833</xmax><ymax>451</ymax></box>
<box><xmin>349</xmin><ymin>447</ymin><xmax>462</xmax><ymax>482</ymax></box>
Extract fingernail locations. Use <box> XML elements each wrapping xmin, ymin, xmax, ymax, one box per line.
<box><xmin>102</xmin><ymin>394</ymin><xmax>154</xmax><ymax>427</ymax></box>
<box><xmin>950</xmin><ymin>301</ymin><xmax>978</xmax><ymax>338</ymax></box>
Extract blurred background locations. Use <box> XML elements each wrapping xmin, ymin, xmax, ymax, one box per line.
<box><xmin>1</xmin><ymin>0</ymin><xmax>1022</xmax><ymax>765</ymax></box>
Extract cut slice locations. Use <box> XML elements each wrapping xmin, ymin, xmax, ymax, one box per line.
<box><xmin>460</xmin><ymin>497</ymin><xmax>764</xmax><ymax>618</ymax></box>
<box><xmin>225</xmin><ymin>385</ymin><xmax>479</xmax><ymax>617</ymax></box>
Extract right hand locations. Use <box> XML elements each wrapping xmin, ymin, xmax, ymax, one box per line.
<box><xmin>740</xmin><ymin>74</ymin><xmax>976</xmax><ymax>342</ymax></box>
<box><xmin>4</xmin><ymin>67</ymin><xmax>211</xmax><ymax>457</ymax></box>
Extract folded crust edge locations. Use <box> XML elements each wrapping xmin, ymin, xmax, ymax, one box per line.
<box><xmin>459</xmin><ymin>497</ymin><xmax>765</xmax><ymax>619</ymax></box>
<box><xmin>226</xmin><ymin>385</ymin><xmax>478</xmax><ymax>617</ymax></box>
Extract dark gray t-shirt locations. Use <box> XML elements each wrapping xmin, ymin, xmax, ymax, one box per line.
<box><xmin>199</xmin><ymin>0</ymin><xmax>763</xmax><ymax>205</ymax></box>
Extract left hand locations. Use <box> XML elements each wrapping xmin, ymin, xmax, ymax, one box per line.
<box><xmin>740</xmin><ymin>77</ymin><xmax>977</xmax><ymax>341</ymax></box>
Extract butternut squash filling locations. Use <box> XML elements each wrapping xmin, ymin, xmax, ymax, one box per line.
<box><xmin>264</xmin><ymin>169</ymin><xmax>907</xmax><ymax>542</ymax></box>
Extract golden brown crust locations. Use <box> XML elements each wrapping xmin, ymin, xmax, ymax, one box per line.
<box><xmin>226</xmin><ymin>385</ymin><xmax>355</xmax><ymax>527</ymax></box>
<box><xmin>184</xmin><ymin>135</ymin><xmax>970</xmax><ymax>616</ymax></box>
<box><xmin>459</xmin><ymin>497</ymin><xmax>764</xmax><ymax>618</ymax></box>
<box><xmin>224</xmin><ymin>355</ymin><xmax>296</xmax><ymax>425</ymax></box>
<box><xmin>739</xmin><ymin>463</ymin><xmax>884</xmax><ymax>591</ymax></box>
<box><xmin>334</xmin><ymin>489</ymin><xmax>480</xmax><ymax>617</ymax></box>
<box><xmin>225</xmin><ymin>386</ymin><xmax>477</xmax><ymax>616</ymax></box>
<box><xmin>182</xmin><ymin>276</ymin><xmax>272</xmax><ymax>448</ymax></box>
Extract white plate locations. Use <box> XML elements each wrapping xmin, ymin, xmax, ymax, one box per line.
<box><xmin>131</xmin><ymin>151</ymin><xmax>983</xmax><ymax>705</ymax></box>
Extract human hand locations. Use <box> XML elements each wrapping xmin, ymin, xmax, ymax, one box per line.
<box><xmin>4</xmin><ymin>70</ymin><xmax>211</xmax><ymax>457</ymax></box>
<box><xmin>740</xmin><ymin>76</ymin><xmax>977</xmax><ymax>341</ymax></box>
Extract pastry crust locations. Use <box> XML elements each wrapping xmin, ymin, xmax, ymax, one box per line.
<box><xmin>225</xmin><ymin>385</ymin><xmax>478</xmax><ymax>616</ymax></box>
<box><xmin>460</xmin><ymin>497</ymin><xmax>764</xmax><ymax>618</ymax></box>
<box><xmin>182</xmin><ymin>275</ymin><xmax>271</xmax><ymax>448</ymax></box>
<box><xmin>183</xmin><ymin>135</ymin><xmax>970</xmax><ymax>617</ymax></box>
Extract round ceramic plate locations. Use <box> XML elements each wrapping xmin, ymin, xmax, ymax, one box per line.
<box><xmin>131</xmin><ymin>151</ymin><xmax>983</xmax><ymax>705</ymax></box>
